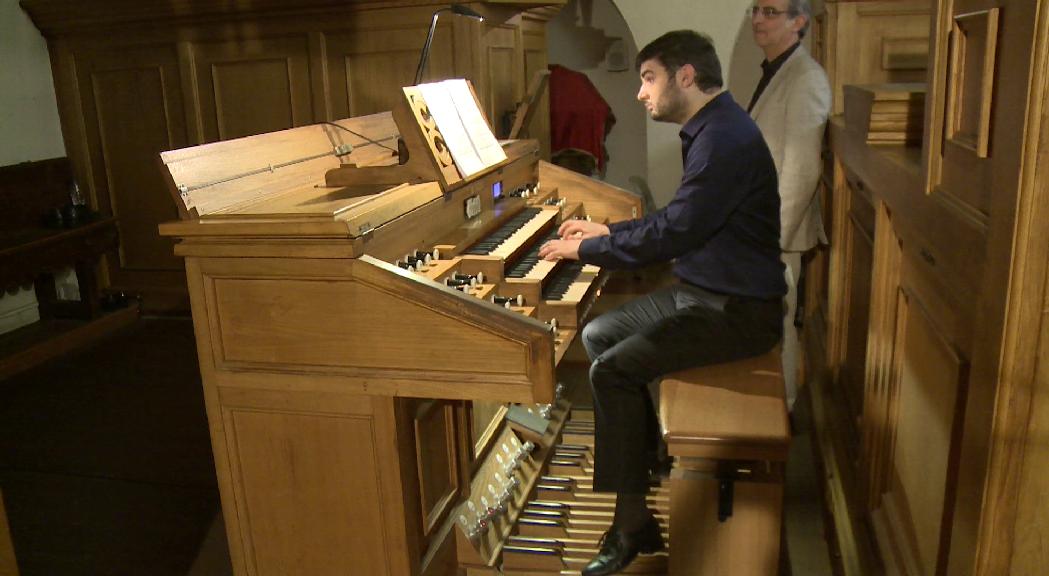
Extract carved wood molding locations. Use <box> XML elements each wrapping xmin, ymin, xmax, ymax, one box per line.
<box><xmin>20</xmin><ymin>0</ymin><xmax>563</xmax><ymax>36</ymax></box>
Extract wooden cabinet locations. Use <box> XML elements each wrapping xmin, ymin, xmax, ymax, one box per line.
<box><xmin>815</xmin><ymin>1</ymin><xmax>1049</xmax><ymax>575</ymax></box>
<box><xmin>21</xmin><ymin>0</ymin><xmax>563</xmax><ymax>311</ymax></box>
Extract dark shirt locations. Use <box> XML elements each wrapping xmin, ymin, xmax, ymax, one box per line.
<box><xmin>747</xmin><ymin>42</ymin><xmax>801</xmax><ymax>112</ymax></box>
<box><xmin>578</xmin><ymin>92</ymin><xmax>786</xmax><ymax>299</ymax></box>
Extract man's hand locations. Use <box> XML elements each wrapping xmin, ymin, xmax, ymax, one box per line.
<box><xmin>558</xmin><ymin>219</ymin><xmax>610</xmax><ymax>240</ymax></box>
<box><xmin>539</xmin><ymin>238</ymin><xmax>582</xmax><ymax>261</ymax></box>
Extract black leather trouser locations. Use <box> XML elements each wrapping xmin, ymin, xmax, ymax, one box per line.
<box><xmin>581</xmin><ymin>282</ymin><xmax>783</xmax><ymax>494</ymax></box>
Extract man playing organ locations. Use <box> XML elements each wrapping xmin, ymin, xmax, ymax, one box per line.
<box><xmin>538</xmin><ymin>30</ymin><xmax>787</xmax><ymax>576</ymax></box>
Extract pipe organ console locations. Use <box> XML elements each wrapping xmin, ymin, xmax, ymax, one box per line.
<box><xmin>160</xmin><ymin>85</ymin><xmax>653</xmax><ymax>576</ymax></box>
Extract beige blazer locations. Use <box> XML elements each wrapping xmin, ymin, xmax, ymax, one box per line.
<box><xmin>750</xmin><ymin>46</ymin><xmax>831</xmax><ymax>252</ymax></box>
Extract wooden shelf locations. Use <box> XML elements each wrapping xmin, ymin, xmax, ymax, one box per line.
<box><xmin>0</xmin><ymin>303</ymin><xmax>140</xmax><ymax>382</ymax></box>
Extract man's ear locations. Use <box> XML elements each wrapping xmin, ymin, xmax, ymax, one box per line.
<box><xmin>677</xmin><ymin>63</ymin><xmax>697</xmax><ymax>88</ymax></box>
<box><xmin>791</xmin><ymin>15</ymin><xmax>808</xmax><ymax>35</ymax></box>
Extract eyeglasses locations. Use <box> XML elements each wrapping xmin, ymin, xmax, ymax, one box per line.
<box><xmin>748</xmin><ymin>6</ymin><xmax>790</xmax><ymax>19</ymax></box>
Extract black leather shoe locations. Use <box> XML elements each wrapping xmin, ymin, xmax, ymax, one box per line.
<box><xmin>648</xmin><ymin>455</ymin><xmax>673</xmax><ymax>483</ymax></box>
<box><xmin>582</xmin><ymin>516</ymin><xmax>664</xmax><ymax>576</ymax></box>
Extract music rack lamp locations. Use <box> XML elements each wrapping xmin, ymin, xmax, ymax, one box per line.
<box><xmin>415</xmin><ymin>4</ymin><xmax>485</xmax><ymax>85</ymax></box>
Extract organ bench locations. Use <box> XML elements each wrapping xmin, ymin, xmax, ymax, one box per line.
<box><xmin>660</xmin><ymin>349</ymin><xmax>789</xmax><ymax>576</ymax></box>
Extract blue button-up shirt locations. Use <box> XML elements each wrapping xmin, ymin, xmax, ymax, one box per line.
<box><xmin>578</xmin><ymin>91</ymin><xmax>786</xmax><ymax>299</ymax></box>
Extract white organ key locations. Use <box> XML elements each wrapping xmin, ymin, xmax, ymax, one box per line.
<box><xmin>489</xmin><ymin>209</ymin><xmax>558</xmax><ymax>259</ymax></box>
<box><xmin>524</xmin><ymin>258</ymin><xmax>558</xmax><ymax>281</ymax></box>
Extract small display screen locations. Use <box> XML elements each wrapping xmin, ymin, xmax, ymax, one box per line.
<box><xmin>492</xmin><ymin>181</ymin><xmax>502</xmax><ymax>199</ymax></box>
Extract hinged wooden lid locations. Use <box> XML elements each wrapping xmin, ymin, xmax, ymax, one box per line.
<box><xmin>160</xmin><ymin>112</ymin><xmax>405</xmax><ymax>220</ymax></box>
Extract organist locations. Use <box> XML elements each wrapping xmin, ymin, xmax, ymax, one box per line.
<box><xmin>538</xmin><ymin>30</ymin><xmax>786</xmax><ymax>576</ymax></box>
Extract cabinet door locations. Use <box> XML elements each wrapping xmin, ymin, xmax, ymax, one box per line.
<box><xmin>72</xmin><ymin>44</ymin><xmax>189</xmax><ymax>290</ymax></box>
<box><xmin>875</xmin><ymin>279</ymin><xmax>967</xmax><ymax>576</ymax></box>
<box><xmin>841</xmin><ymin>178</ymin><xmax>876</xmax><ymax>444</ymax></box>
<box><xmin>406</xmin><ymin>399</ymin><xmax>461</xmax><ymax>546</ymax></box>
<box><xmin>827</xmin><ymin>162</ymin><xmax>876</xmax><ymax>456</ymax></box>
<box><xmin>214</xmin><ymin>389</ymin><xmax>411</xmax><ymax>576</ymax></box>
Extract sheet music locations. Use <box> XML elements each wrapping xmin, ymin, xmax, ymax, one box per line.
<box><xmin>445</xmin><ymin>79</ymin><xmax>508</xmax><ymax>167</ymax></box>
<box><xmin>417</xmin><ymin>79</ymin><xmax>506</xmax><ymax>178</ymax></box>
<box><xmin>417</xmin><ymin>82</ymin><xmax>485</xmax><ymax>177</ymax></box>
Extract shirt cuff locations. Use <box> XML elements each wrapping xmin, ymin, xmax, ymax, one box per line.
<box><xmin>578</xmin><ymin>236</ymin><xmax>608</xmax><ymax>263</ymax></box>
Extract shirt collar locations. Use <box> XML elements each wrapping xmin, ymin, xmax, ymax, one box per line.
<box><xmin>761</xmin><ymin>41</ymin><xmax>800</xmax><ymax>76</ymax></box>
<box><xmin>680</xmin><ymin>91</ymin><xmax>732</xmax><ymax>142</ymax></box>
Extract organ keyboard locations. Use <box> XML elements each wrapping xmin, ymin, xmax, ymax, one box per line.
<box><xmin>159</xmin><ymin>84</ymin><xmax>646</xmax><ymax>576</ymax></box>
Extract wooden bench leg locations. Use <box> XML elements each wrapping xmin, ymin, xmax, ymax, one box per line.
<box><xmin>669</xmin><ymin>458</ymin><xmax>784</xmax><ymax>576</ymax></box>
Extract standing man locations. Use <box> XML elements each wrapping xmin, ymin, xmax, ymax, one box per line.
<box><xmin>748</xmin><ymin>0</ymin><xmax>832</xmax><ymax>410</ymax></box>
<box><xmin>539</xmin><ymin>30</ymin><xmax>785</xmax><ymax>576</ymax></box>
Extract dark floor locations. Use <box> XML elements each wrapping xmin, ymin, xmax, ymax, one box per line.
<box><xmin>0</xmin><ymin>317</ymin><xmax>220</xmax><ymax>576</ymax></box>
<box><xmin>1</xmin><ymin>316</ymin><xmax>833</xmax><ymax>576</ymax></box>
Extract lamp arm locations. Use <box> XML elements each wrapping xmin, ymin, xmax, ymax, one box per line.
<box><xmin>414</xmin><ymin>8</ymin><xmax>449</xmax><ymax>85</ymax></box>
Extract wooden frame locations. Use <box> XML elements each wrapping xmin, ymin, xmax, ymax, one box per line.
<box><xmin>414</xmin><ymin>400</ymin><xmax>461</xmax><ymax>537</ymax></box>
<box><xmin>945</xmin><ymin>8</ymin><xmax>1000</xmax><ymax>158</ymax></box>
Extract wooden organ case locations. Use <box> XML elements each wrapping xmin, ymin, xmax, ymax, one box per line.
<box><xmin>159</xmin><ymin>85</ymin><xmax>643</xmax><ymax>576</ymax></box>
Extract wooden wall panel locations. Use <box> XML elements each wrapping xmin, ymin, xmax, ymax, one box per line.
<box><xmin>191</xmin><ymin>36</ymin><xmax>314</xmax><ymax>142</ymax></box>
<box><xmin>325</xmin><ymin>17</ymin><xmax>457</xmax><ymax>120</ymax></box>
<box><xmin>521</xmin><ymin>18</ymin><xmax>550</xmax><ymax>159</ymax></box>
<box><xmin>75</xmin><ymin>46</ymin><xmax>187</xmax><ymax>275</ymax></box>
<box><xmin>481</xmin><ymin>24</ymin><xmax>520</xmax><ymax>133</ymax></box>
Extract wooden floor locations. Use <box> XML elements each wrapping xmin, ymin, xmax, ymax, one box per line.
<box><xmin>0</xmin><ymin>317</ymin><xmax>834</xmax><ymax>576</ymax></box>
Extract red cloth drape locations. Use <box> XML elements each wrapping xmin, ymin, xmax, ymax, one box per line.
<box><xmin>548</xmin><ymin>64</ymin><xmax>615</xmax><ymax>170</ymax></box>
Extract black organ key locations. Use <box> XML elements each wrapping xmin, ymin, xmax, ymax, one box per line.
<box><xmin>463</xmin><ymin>208</ymin><xmax>542</xmax><ymax>255</ymax></box>
<box><xmin>542</xmin><ymin>262</ymin><xmax>584</xmax><ymax>300</ymax></box>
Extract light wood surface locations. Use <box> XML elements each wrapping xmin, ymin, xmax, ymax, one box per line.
<box><xmin>670</xmin><ymin>465</ymin><xmax>782</xmax><ymax>576</ymax></box>
<box><xmin>659</xmin><ymin>351</ymin><xmax>789</xmax><ymax>462</ymax></box>
<box><xmin>537</xmin><ymin>161</ymin><xmax>642</xmax><ymax>224</ymax></box>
